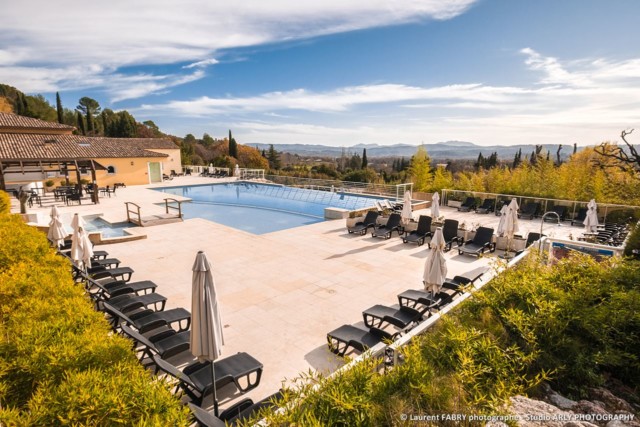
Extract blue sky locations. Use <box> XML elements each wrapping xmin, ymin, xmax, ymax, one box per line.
<box><xmin>1</xmin><ymin>0</ymin><xmax>639</xmax><ymax>147</ymax></box>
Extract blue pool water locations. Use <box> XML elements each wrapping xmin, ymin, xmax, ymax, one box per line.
<box><xmin>83</xmin><ymin>217</ymin><xmax>133</xmax><ymax>237</ymax></box>
<box><xmin>155</xmin><ymin>182</ymin><xmax>383</xmax><ymax>234</ymax></box>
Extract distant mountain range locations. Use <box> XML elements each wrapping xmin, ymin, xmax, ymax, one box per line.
<box><xmin>252</xmin><ymin>141</ymin><xmax>580</xmax><ymax>160</ymax></box>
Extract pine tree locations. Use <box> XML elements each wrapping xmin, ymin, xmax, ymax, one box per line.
<box><xmin>488</xmin><ymin>152</ymin><xmax>498</xmax><ymax>168</ymax></box>
<box><xmin>267</xmin><ymin>144</ymin><xmax>281</xmax><ymax>170</ymax></box>
<box><xmin>361</xmin><ymin>148</ymin><xmax>368</xmax><ymax>169</ymax></box>
<box><xmin>475</xmin><ymin>152</ymin><xmax>485</xmax><ymax>170</ymax></box>
<box><xmin>56</xmin><ymin>92</ymin><xmax>64</xmax><ymax>124</ymax></box>
<box><xmin>76</xmin><ymin>111</ymin><xmax>85</xmax><ymax>135</ymax></box>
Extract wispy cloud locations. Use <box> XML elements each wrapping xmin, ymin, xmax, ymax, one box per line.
<box><xmin>183</xmin><ymin>58</ymin><xmax>219</xmax><ymax>69</ymax></box>
<box><xmin>0</xmin><ymin>0</ymin><xmax>476</xmax><ymax>100</ymax></box>
<box><xmin>156</xmin><ymin>49</ymin><xmax>640</xmax><ymax>147</ymax></box>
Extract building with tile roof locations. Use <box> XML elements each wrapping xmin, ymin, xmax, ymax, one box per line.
<box><xmin>0</xmin><ymin>112</ymin><xmax>181</xmax><ymax>191</ymax></box>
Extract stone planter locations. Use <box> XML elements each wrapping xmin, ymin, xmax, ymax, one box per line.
<box><xmin>448</xmin><ymin>200</ymin><xmax>462</xmax><ymax>208</ymax></box>
<box><xmin>346</xmin><ymin>216</ymin><xmax>364</xmax><ymax>228</ymax></box>
<box><xmin>496</xmin><ymin>236</ymin><xmax>526</xmax><ymax>251</ymax></box>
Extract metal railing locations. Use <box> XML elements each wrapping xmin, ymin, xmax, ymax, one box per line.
<box><xmin>263</xmin><ymin>175</ymin><xmax>413</xmax><ymax>201</ymax></box>
<box><xmin>125</xmin><ymin>202</ymin><xmax>142</xmax><ymax>226</ymax></box>
<box><xmin>441</xmin><ymin>189</ymin><xmax>640</xmax><ymax>223</ymax></box>
<box><xmin>164</xmin><ymin>198</ymin><xmax>183</xmax><ymax>218</ymax></box>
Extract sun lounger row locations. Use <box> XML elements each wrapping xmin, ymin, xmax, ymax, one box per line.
<box><xmin>59</xmin><ymin>247</ymin><xmax>265</xmax><ymax>421</ymax></box>
<box><xmin>327</xmin><ymin>266</ymin><xmax>489</xmax><ymax>358</ymax></box>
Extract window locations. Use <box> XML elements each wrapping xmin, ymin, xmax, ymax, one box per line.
<box><xmin>107</xmin><ymin>166</ymin><xmax>116</xmax><ymax>175</ymax></box>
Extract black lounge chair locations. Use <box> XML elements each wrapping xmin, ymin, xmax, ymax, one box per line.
<box><xmin>153</xmin><ymin>353</ymin><xmax>263</xmax><ymax>406</ymax></box>
<box><xmin>441</xmin><ymin>266</ymin><xmax>489</xmax><ymax>295</ymax></box>
<box><xmin>371</xmin><ymin>213</ymin><xmax>403</xmax><ymax>239</ymax></box>
<box><xmin>518</xmin><ymin>202</ymin><xmax>540</xmax><ymax>220</ymax></box>
<box><xmin>515</xmin><ymin>232</ymin><xmax>543</xmax><ymax>255</ymax></box>
<box><xmin>188</xmin><ymin>404</ymin><xmax>227</xmax><ymax>427</ymax></box>
<box><xmin>402</xmin><ymin>215</ymin><xmax>432</xmax><ymax>246</ymax></box>
<box><xmin>103</xmin><ymin>302</ymin><xmax>191</xmax><ymax>334</ymax></box>
<box><xmin>458</xmin><ymin>197</ymin><xmax>476</xmax><ymax>212</ymax></box>
<box><xmin>326</xmin><ymin>325</ymin><xmax>396</xmax><ymax>356</ymax></box>
<box><xmin>347</xmin><ymin>211</ymin><xmax>379</xmax><ymax>235</ymax></box>
<box><xmin>120</xmin><ymin>323</ymin><xmax>190</xmax><ymax>364</ymax></box>
<box><xmin>546</xmin><ymin>205</ymin><xmax>567</xmax><ymax>222</ymax></box>
<box><xmin>458</xmin><ymin>226</ymin><xmax>495</xmax><ymax>256</ymax></box>
<box><xmin>430</xmin><ymin>219</ymin><xmax>462</xmax><ymax>252</ymax></box>
<box><xmin>85</xmin><ymin>276</ymin><xmax>157</xmax><ymax>299</ymax></box>
<box><xmin>476</xmin><ymin>199</ymin><xmax>495</xmax><ymax>214</ymax></box>
<box><xmin>102</xmin><ymin>292</ymin><xmax>167</xmax><ymax>313</ymax></box>
<box><xmin>189</xmin><ymin>391</ymin><xmax>282</xmax><ymax>427</ymax></box>
<box><xmin>362</xmin><ymin>304</ymin><xmax>426</xmax><ymax>330</ymax></box>
<box><xmin>397</xmin><ymin>290</ymin><xmax>454</xmax><ymax>312</ymax></box>
<box><xmin>571</xmin><ymin>208</ymin><xmax>588</xmax><ymax>226</ymax></box>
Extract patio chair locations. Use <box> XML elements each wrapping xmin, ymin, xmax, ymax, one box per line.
<box><xmin>518</xmin><ymin>202</ymin><xmax>540</xmax><ymax>220</ymax></box>
<box><xmin>458</xmin><ymin>226</ymin><xmax>495</xmax><ymax>256</ymax></box>
<box><xmin>402</xmin><ymin>215</ymin><xmax>432</xmax><ymax>246</ymax></box>
<box><xmin>430</xmin><ymin>219</ymin><xmax>462</xmax><ymax>252</ymax></box>
<box><xmin>371</xmin><ymin>212</ymin><xmax>403</xmax><ymax>239</ymax></box>
<box><xmin>326</xmin><ymin>324</ymin><xmax>396</xmax><ymax>357</ymax></box>
<box><xmin>362</xmin><ymin>303</ymin><xmax>427</xmax><ymax>330</ymax></box>
<box><xmin>458</xmin><ymin>197</ymin><xmax>477</xmax><ymax>212</ymax></box>
<box><xmin>476</xmin><ymin>199</ymin><xmax>495</xmax><ymax>214</ymax></box>
<box><xmin>545</xmin><ymin>205</ymin><xmax>567</xmax><ymax>222</ymax></box>
<box><xmin>102</xmin><ymin>301</ymin><xmax>191</xmax><ymax>334</ymax></box>
<box><xmin>120</xmin><ymin>323</ymin><xmax>190</xmax><ymax>365</ymax></box>
<box><xmin>347</xmin><ymin>210</ymin><xmax>379</xmax><ymax>235</ymax></box>
<box><xmin>152</xmin><ymin>352</ymin><xmax>263</xmax><ymax>406</ymax></box>
<box><xmin>571</xmin><ymin>208</ymin><xmax>588</xmax><ymax>226</ymax></box>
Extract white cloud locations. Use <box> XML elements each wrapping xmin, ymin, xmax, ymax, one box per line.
<box><xmin>0</xmin><ymin>0</ymin><xmax>476</xmax><ymax>99</ymax></box>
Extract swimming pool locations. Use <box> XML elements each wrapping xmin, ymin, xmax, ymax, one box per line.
<box><xmin>155</xmin><ymin>182</ymin><xmax>384</xmax><ymax>234</ymax></box>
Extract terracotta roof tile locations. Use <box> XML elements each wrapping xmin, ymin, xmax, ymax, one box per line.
<box><xmin>0</xmin><ymin>134</ymin><xmax>176</xmax><ymax>160</ymax></box>
<box><xmin>0</xmin><ymin>112</ymin><xmax>75</xmax><ymax>131</ymax></box>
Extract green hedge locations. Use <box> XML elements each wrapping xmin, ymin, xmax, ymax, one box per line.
<box><xmin>252</xmin><ymin>253</ymin><xmax>640</xmax><ymax>425</ymax></box>
<box><xmin>0</xmin><ymin>212</ymin><xmax>189</xmax><ymax>425</ymax></box>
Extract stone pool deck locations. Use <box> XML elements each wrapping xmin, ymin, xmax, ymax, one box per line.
<box><xmin>19</xmin><ymin>177</ymin><xmax>589</xmax><ymax>409</ymax></box>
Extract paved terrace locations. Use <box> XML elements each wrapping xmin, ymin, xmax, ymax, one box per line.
<box><xmin>19</xmin><ymin>177</ymin><xmax>589</xmax><ymax>409</ymax></box>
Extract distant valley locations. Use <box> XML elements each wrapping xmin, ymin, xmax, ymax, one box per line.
<box><xmin>252</xmin><ymin>141</ymin><xmax>579</xmax><ymax>160</ymax></box>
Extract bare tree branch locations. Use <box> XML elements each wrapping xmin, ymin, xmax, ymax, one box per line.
<box><xmin>593</xmin><ymin>128</ymin><xmax>640</xmax><ymax>177</ymax></box>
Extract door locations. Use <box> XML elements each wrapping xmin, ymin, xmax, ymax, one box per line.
<box><xmin>148</xmin><ymin>162</ymin><xmax>162</xmax><ymax>183</ymax></box>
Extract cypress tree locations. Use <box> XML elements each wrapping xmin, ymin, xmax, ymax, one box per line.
<box><xmin>228</xmin><ymin>130</ymin><xmax>238</xmax><ymax>158</ymax></box>
<box><xmin>86</xmin><ymin>110</ymin><xmax>94</xmax><ymax>134</ymax></box>
<box><xmin>361</xmin><ymin>148</ymin><xmax>368</xmax><ymax>169</ymax></box>
<box><xmin>56</xmin><ymin>92</ymin><xmax>64</xmax><ymax>124</ymax></box>
<box><xmin>76</xmin><ymin>111</ymin><xmax>85</xmax><ymax>135</ymax></box>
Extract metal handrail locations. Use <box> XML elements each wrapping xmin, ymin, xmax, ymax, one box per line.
<box><xmin>125</xmin><ymin>202</ymin><xmax>141</xmax><ymax>225</ymax></box>
<box><xmin>164</xmin><ymin>198</ymin><xmax>183</xmax><ymax>218</ymax></box>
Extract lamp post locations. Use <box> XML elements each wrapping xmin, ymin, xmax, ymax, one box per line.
<box><xmin>539</xmin><ymin>211</ymin><xmax>561</xmax><ymax>250</ymax></box>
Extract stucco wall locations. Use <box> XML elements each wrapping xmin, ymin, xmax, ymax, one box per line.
<box><xmin>94</xmin><ymin>157</ymin><xmax>167</xmax><ymax>186</ymax></box>
<box><xmin>149</xmin><ymin>149</ymin><xmax>182</xmax><ymax>175</ymax></box>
